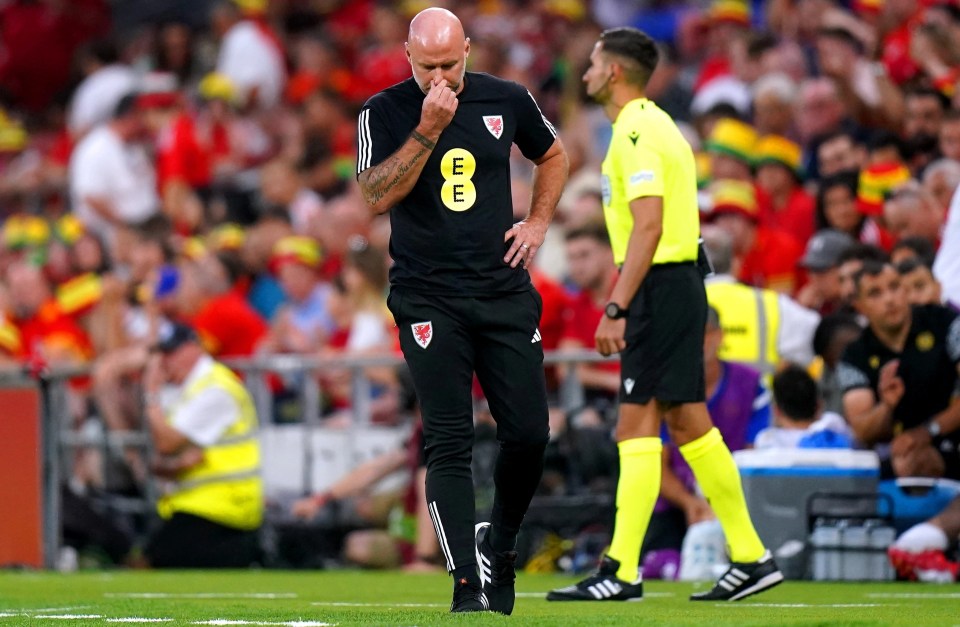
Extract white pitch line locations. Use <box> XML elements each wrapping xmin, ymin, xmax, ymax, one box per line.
<box><xmin>192</xmin><ymin>622</ymin><xmax>334</xmax><ymax>627</ymax></box>
<box><xmin>867</xmin><ymin>593</ymin><xmax>960</xmax><ymax>599</ymax></box>
<box><xmin>105</xmin><ymin>619</ymin><xmax>175</xmax><ymax>624</ymax></box>
<box><xmin>105</xmin><ymin>593</ymin><xmax>297</xmax><ymax>600</ymax></box>
<box><xmin>35</xmin><ymin>615</ymin><xmax>104</xmax><ymax>620</ymax></box>
<box><xmin>717</xmin><ymin>603</ymin><xmax>885</xmax><ymax>608</ymax></box>
<box><xmin>311</xmin><ymin>602</ymin><xmax>446</xmax><ymax>608</ymax></box>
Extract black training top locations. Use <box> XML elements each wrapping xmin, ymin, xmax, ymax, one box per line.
<box><xmin>838</xmin><ymin>304</ymin><xmax>960</xmax><ymax>435</ymax></box>
<box><xmin>357</xmin><ymin>72</ymin><xmax>557</xmax><ymax>295</ymax></box>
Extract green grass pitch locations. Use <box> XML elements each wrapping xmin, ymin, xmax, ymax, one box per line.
<box><xmin>0</xmin><ymin>570</ymin><xmax>958</xmax><ymax>626</ymax></box>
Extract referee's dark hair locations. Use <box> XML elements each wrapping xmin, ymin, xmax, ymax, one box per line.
<box><xmin>599</xmin><ymin>27</ymin><xmax>659</xmax><ymax>88</ymax></box>
<box><xmin>772</xmin><ymin>364</ymin><xmax>818</xmax><ymax>422</ymax></box>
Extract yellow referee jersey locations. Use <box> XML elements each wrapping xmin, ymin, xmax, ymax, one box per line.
<box><xmin>600</xmin><ymin>98</ymin><xmax>700</xmax><ymax>266</ymax></box>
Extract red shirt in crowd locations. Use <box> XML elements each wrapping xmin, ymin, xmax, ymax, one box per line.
<box><xmin>738</xmin><ymin>227</ymin><xmax>805</xmax><ymax>295</ymax></box>
<box><xmin>14</xmin><ymin>300</ymin><xmax>93</xmax><ymax>363</ymax></box>
<box><xmin>560</xmin><ymin>290</ymin><xmax>620</xmax><ymax>376</ymax></box>
<box><xmin>191</xmin><ymin>292</ymin><xmax>268</xmax><ymax>358</ymax></box>
<box><xmin>156</xmin><ymin>112</ymin><xmax>213</xmax><ymax>192</ymax></box>
<box><xmin>762</xmin><ymin>187</ymin><xmax>816</xmax><ymax>248</ymax></box>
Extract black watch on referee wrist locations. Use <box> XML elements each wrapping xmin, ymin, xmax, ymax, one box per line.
<box><xmin>604</xmin><ymin>302</ymin><xmax>628</xmax><ymax>320</ymax></box>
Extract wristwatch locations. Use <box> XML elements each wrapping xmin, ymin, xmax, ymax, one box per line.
<box><xmin>926</xmin><ymin>420</ymin><xmax>942</xmax><ymax>438</ymax></box>
<box><xmin>604</xmin><ymin>302</ymin><xmax>628</xmax><ymax>320</ymax></box>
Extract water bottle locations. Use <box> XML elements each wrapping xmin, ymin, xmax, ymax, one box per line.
<box><xmin>841</xmin><ymin>520</ymin><xmax>870</xmax><ymax>581</ymax></box>
<box><xmin>809</xmin><ymin>518</ymin><xmax>840</xmax><ymax>581</ymax></box>
<box><xmin>866</xmin><ymin>520</ymin><xmax>896</xmax><ymax>581</ymax></box>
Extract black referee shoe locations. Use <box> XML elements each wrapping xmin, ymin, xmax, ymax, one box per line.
<box><xmin>546</xmin><ymin>555</ymin><xmax>643</xmax><ymax>601</ymax></box>
<box><xmin>475</xmin><ymin>522</ymin><xmax>517</xmax><ymax>615</ymax></box>
<box><xmin>690</xmin><ymin>550</ymin><xmax>784</xmax><ymax>602</ymax></box>
<box><xmin>450</xmin><ymin>577</ymin><xmax>489</xmax><ymax>613</ymax></box>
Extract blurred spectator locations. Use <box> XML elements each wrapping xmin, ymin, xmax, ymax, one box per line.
<box><xmin>6</xmin><ymin>260</ymin><xmax>93</xmax><ymax>367</ymax></box>
<box><xmin>839</xmin><ymin>260</ymin><xmax>960</xmax><ymax>479</ymax></box>
<box><xmin>176</xmin><ymin>251</ymin><xmax>268</xmax><ymax>358</ymax></box>
<box><xmin>259</xmin><ymin>235</ymin><xmax>333</xmax><ymax>355</ymax></box>
<box><xmin>213</xmin><ymin>0</ymin><xmax>286</xmax><ymax>110</ymax></box>
<box><xmin>752</xmin><ymin>73</ymin><xmax>798</xmax><ymax>138</ymax></box>
<box><xmin>836</xmin><ymin>242</ymin><xmax>890</xmax><ymax>309</ymax></box>
<box><xmin>140</xmin><ymin>72</ymin><xmax>210</xmax><ymax>233</ymax></box>
<box><xmin>817</xmin><ymin>170</ymin><xmax>868</xmax><ymax>242</ymax></box>
<box><xmin>240</xmin><ymin>212</ymin><xmax>293</xmax><ymax>320</ymax></box>
<box><xmin>815</xmin><ymin>26</ymin><xmax>903</xmax><ymax>131</ymax></box>
<box><xmin>883</xmin><ymin>182</ymin><xmax>945</xmax><ymax>247</ymax></box>
<box><xmin>921</xmin><ymin>158</ymin><xmax>960</xmax><ymax>216</ymax></box>
<box><xmin>903</xmin><ymin>87</ymin><xmax>948</xmax><ymax>142</ymax></box>
<box><xmin>704</xmin><ymin>118</ymin><xmax>756</xmax><ymax>183</ymax></box>
<box><xmin>152</xmin><ymin>22</ymin><xmax>199</xmax><ymax>86</ymax></box>
<box><xmin>857</xmin><ymin>162</ymin><xmax>911</xmax><ymax>250</ymax></box>
<box><xmin>812</xmin><ymin>312</ymin><xmax>864</xmax><ymax>415</ymax></box>
<box><xmin>291</xmin><ymin>423</ymin><xmax>440</xmax><ymax>571</ymax></box>
<box><xmin>754</xmin><ymin>134</ymin><xmax>815</xmax><ymax>245</ymax></box>
<box><xmin>816</xmin><ymin>130</ymin><xmax>867</xmax><ymax>179</ymax></box>
<box><xmin>259</xmin><ymin>158</ymin><xmax>323</xmax><ymax>235</ymax></box>
<box><xmin>891</xmin><ymin>236</ymin><xmax>937</xmax><ymax>267</ymax></box>
<box><xmin>754</xmin><ymin>364</ymin><xmax>852</xmax><ymax>449</ymax></box>
<box><xmin>68</xmin><ymin>40</ymin><xmax>138</xmax><ymax>139</ymax></box>
<box><xmin>143</xmin><ymin>322</ymin><xmax>263</xmax><ymax>568</ymax></box>
<box><xmin>346</xmin><ymin>4</ymin><xmax>410</xmax><ymax>102</ymax></box>
<box><xmin>796</xmin><ymin>229</ymin><xmax>855</xmax><ymax>315</ymax></box>
<box><xmin>704</xmin><ymin>179</ymin><xmax>804</xmax><ymax>294</ymax></box>
<box><xmin>896</xmin><ymin>257</ymin><xmax>943</xmax><ymax>306</ymax></box>
<box><xmin>796</xmin><ymin>78</ymin><xmax>850</xmax><ymax>149</ymax></box>
<box><xmin>938</xmin><ymin>110</ymin><xmax>960</xmax><ymax>161</ymax></box>
<box><xmin>69</xmin><ymin>94</ymin><xmax>159</xmax><ymax>263</ymax></box>
<box><xmin>557</xmin><ymin>223</ymin><xmax>620</xmax><ymax>410</ymax></box>
<box><xmin>702</xmin><ymin>225</ymin><xmax>820</xmax><ymax>375</ymax></box>
<box><xmin>888</xmin><ymin>495</ymin><xmax>960</xmax><ymax>583</ymax></box>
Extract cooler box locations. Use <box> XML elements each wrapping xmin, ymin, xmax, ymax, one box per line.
<box><xmin>878</xmin><ymin>478</ymin><xmax>960</xmax><ymax>533</ymax></box>
<box><xmin>734</xmin><ymin>449</ymin><xmax>880</xmax><ymax>579</ymax></box>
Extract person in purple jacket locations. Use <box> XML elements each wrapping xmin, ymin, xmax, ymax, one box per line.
<box><xmin>639</xmin><ymin>306</ymin><xmax>771</xmax><ymax>579</ymax></box>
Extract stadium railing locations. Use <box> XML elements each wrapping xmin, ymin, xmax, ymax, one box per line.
<box><xmin>0</xmin><ymin>349</ymin><xmax>613</xmax><ymax>569</ymax></box>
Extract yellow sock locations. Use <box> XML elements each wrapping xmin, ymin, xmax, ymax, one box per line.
<box><xmin>679</xmin><ymin>427</ymin><xmax>765</xmax><ymax>563</ymax></box>
<box><xmin>607</xmin><ymin>437</ymin><xmax>662</xmax><ymax>582</ymax></box>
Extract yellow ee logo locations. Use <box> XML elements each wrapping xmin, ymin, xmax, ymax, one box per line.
<box><xmin>916</xmin><ymin>331</ymin><xmax>935</xmax><ymax>352</ymax></box>
<box><xmin>440</xmin><ymin>148</ymin><xmax>477</xmax><ymax>211</ymax></box>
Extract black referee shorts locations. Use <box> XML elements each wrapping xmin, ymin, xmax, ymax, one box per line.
<box><xmin>620</xmin><ymin>263</ymin><xmax>707</xmax><ymax>405</ymax></box>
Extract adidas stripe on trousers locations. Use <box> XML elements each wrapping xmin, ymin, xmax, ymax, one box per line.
<box><xmin>388</xmin><ymin>287</ymin><xmax>550</xmax><ymax>571</ymax></box>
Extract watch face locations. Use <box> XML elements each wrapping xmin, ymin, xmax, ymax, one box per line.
<box><xmin>605</xmin><ymin>303</ymin><xmax>618</xmax><ymax>318</ymax></box>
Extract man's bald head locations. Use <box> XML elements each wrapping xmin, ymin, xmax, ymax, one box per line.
<box><xmin>408</xmin><ymin>7</ymin><xmax>464</xmax><ymax>48</ymax></box>
<box><xmin>406</xmin><ymin>7</ymin><xmax>470</xmax><ymax>94</ymax></box>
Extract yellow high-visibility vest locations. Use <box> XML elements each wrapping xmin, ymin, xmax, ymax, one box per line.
<box><xmin>158</xmin><ymin>361</ymin><xmax>263</xmax><ymax>530</ymax></box>
<box><xmin>706</xmin><ymin>280</ymin><xmax>781</xmax><ymax>375</ymax></box>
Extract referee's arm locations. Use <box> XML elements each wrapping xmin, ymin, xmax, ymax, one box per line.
<box><xmin>596</xmin><ymin>196</ymin><xmax>662</xmax><ymax>356</ymax></box>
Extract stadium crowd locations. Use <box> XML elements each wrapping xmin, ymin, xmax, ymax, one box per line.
<box><xmin>1</xmin><ymin>0</ymin><xmax>959</xmax><ymax>579</ymax></box>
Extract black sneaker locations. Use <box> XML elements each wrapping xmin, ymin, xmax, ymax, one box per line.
<box><xmin>546</xmin><ymin>555</ymin><xmax>643</xmax><ymax>601</ymax></box>
<box><xmin>450</xmin><ymin>577</ymin><xmax>489</xmax><ymax>613</ymax></box>
<box><xmin>690</xmin><ymin>550</ymin><xmax>784</xmax><ymax>601</ymax></box>
<box><xmin>475</xmin><ymin>522</ymin><xmax>518</xmax><ymax>615</ymax></box>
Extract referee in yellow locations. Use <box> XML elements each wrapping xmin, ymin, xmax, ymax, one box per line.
<box><xmin>547</xmin><ymin>27</ymin><xmax>783</xmax><ymax>603</ymax></box>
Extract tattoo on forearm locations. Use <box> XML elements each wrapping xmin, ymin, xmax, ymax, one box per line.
<box><xmin>361</xmin><ymin>145</ymin><xmax>429</xmax><ymax>206</ymax></box>
<box><xmin>410</xmin><ymin>130</ymin><xmax>436</xmax><ymax>150</ymax></box>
